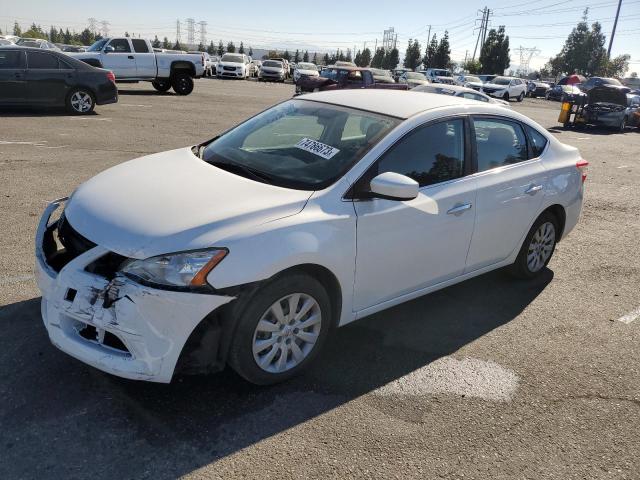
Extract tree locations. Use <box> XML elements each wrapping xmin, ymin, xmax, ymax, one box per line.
<box><xmin>423</xmin><ymin>34</ymin><xmax>438</xmax><ymax>68</ymax></box>
<box><xmin>371</xmin><ymin>47</ymin><xmax>385</xmax><ymax>68</ymax></box>
<box><xmin>323</xmin><ymin>53</ymin><xmax>329</xmax><ymax>65</ymax></box>
<box><xmin>13</xmin><ymin>22</ymin><xmax>21</xmax><ymax>36</ymax></box>
<box><xmin>79</xmin><ymin>28</ymin><xmax>94</xmax><ymax>46</ymax></box>
<box><xmin>603</xmin><ymin>54</ymin><xmax>630</xmax><ymax>77</ymax></box>
<box><xmin>207</xmin><ymin>41</ymin><xmax>215</xmax><ymax>54</ymax></box>
<box><xmin>479</xmin><ymin>26</ymin><xmax>510</xmax><ymax>74</ymax></box>
<box><xmin>283</xmin><ymin>50</ymin><xmax>291</xmax><ymax>61</ymax></box>
<box><xmin>197</xmin><ymin>42</ymin><xmax>205</xmax><ymax>52</ymax></box>
<box><xmin>152</xmin><ymin>35</ymin><xmax>161</xmax><ymax>48</ymax></box>
<box><xmin>124</xmin><ymin>31</ymin><xmax>130</xmax><ymax>37</ymax></box>
<box><xmin>249</xmin><ymin>46</ymin><xmax>253</xmax><ymax>57</ymax></box>
<box><xmin>346</xmin><ymin>49</ymin><xmax>352</xmax><ymax>62</ymax></box>
<box><xmin>63</xmin><ymin>28</ymin><xmax>72</xmax><ymax>44</ymax></box>
<box><xmin>461</xmin><ymin>59</ymin><xmax>482</xmax><ymax>74</ymax></box>
<box><xmin>238</xmin><ymin>41</ymin><xmax>245</xmax><ymax>54</ymax></box>
<box><xmin>337</xmin><ymin>49</ymin><xmax>345</xmax><ymax>62</ymax></box>
<box><xmin>173</xmin><ymin>40</ymin><xmax>182</xmax><ymax>50</ymax></box>
<box><xmin>361</xmin><ymin>47</ymin><xmax>372</xmax><ymax>67</ymax></box>
<box><xmin>226</xmin><ymin>41</ymin><xmax>236</xmax><ymax>53</ymax></box>
<box><xmin>383</xmin><ymin>48</ymin><xmax>400</xmax><ymax>70</ymax></box>
<box><xmin>23</xmin><ymin>23</ymin><xmax>48</xmax><ymax>40</ymax></box>
<box><xmin>303</xmin><ymin>50</ymin><xmax>309</xmax><ymax>62</ymax></box>
<box><xmin>162</xmin><ymin>37</ymin><xmax>170</xmax><ymax>49</ymax></box>
<box><xmin>313</xmin><ymin>52</ymin><xmax>318</xmax><ymax>64</ymax></box>
<box><xmin>354</xmin><ymin>50</ymin><xmax>362</xmax><ymax>67</ymax></box>
<box><xmin>434</xmin><ymin>31</ymin><xmax>451</xmax><ymax>69</ymax></box>
<box><xmin>403</xmin><ymin>39</ymin><xmax>421</xmax><ymax>70</ymax></box>
<box><xmin>294</xmin><ymin>49</ymin><xmax>300</xmax><ymax>63</ymax></box>
<box><xmin>217</xmin><ymin>40</ymin><xmax>225</xmax><ymax>57</ymax></box>
<box><xmin>49</xmin><ymin>26</ymin><xmax>59</xmax><ymax>43</ymax></box>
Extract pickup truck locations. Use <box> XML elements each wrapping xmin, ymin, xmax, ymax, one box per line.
<box><xmin>66</xmin><ymin>37</ymin><xmax>205</xmax><ymax>95</ymax></box>
<box><xmin>296</xmin><ymin>67</ymin><xmax>409</xmax><ymax>95</ymax></box>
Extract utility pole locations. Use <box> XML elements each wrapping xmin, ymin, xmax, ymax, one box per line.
<box><xmin>176</xmin><ymin>19</ymin><xmax>181</xmax><ymax>44</ymax></box>
<box><xmin>607</xmin><ymin>0</ymin><xmax>623</xmax><ymax>57</ymax></box>
<box><xmin>472</xmin><ymin>7</ymin><xmax>487</xmax><ymax>61</ymax></box>
<box><xmin>426</xmin><ymin>24</ymin><xmax>431</xmax><ymax>43</ymax></box>
<box><xmin>481</xmin><ymin>9</ymin><xmax>491</xmax><ymax>50</ymax></box>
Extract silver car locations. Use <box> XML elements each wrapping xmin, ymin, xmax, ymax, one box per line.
<box><xmin>412</xmin><ymin>84</ymin><xmax>511</xmax><ymax>107</ymax></box>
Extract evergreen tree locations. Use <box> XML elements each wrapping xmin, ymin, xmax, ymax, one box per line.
<box><xmin>238</xmin><ymin>41</ymin><xmax>245</xmax><ymax>54</ymax></box>
<box><xmin>226</xmin><ymin>41</ymin><xmax>236</xmax><ymax>53</ymax></box>
<box><xmin>371</xmin><ymin>48</ymin><xmax>385</xmax><ymax>68</ymax></box>
<box><xmin>63</xmin><ymin>28</ymin><xmax>72</xmax><ymax>44</ymax></box>
<box><xmin>152</xmin><ymin>35</ymin><xmax>161</xmax><ymax>48</ymax></box>
<box><xmin>313</xmin><ymin>52</ymin><xmax>318</xmax><ymax>64</ymax></box>
<box><xmin>207</xmin><ymin>41</ymin><xmax>215</xmax><ymax>54</ymax></box>
<box><xmin>79</xmin><ymin>28</ymin><xmax>94</xmax><ymax>46</ymax></box>
<box><xmin>303</xmin><ymin>50</ymin><xmax>309</xmax><ymax>62</ymax></box>
<box><xmin>283</xmin><ymin>50</ymin><xmax>291</xmax><ymax>60</ymax></box>
<box><xmin>322</xmin><ymin>53</ymin><xmax>328</xmax><ymax>65</ymax></box>
<box><xmin>249</xmin><ymin>46</ymin><xmax>253</xmax><ymax>57</ymax></box>
<box><xmin>294</xmin><ymin>49</ymin><xmax>300</xmax><ymax>63</ymax></box>
<box><xmin>49</xmin><ymin>26</ymin><xmax>58</xmax><ymax>43</ymax></box>
<box><xmin>197</xmin><ymin>42</ymin><xmax>205</xmax><ymax>52</ymax></box>
<box><xmin>13</xmin><ymin>22</ymin><xmax>21</xmax><ymax>36</ymax></box>
<box><xmin>173</xmin><ymin>40</ymin><xmax>182</xmax><ymax>50</ymax></box>
<box><xmin>361</xmin><ymin>47</ymin><xmax>372</xmax><ymax>67</ymax></box>
<box><xmin>162</xmin><ymin>37</ymin><xmax>170</xmax><ymax>49</ymax></box>
<box><xmin>383</xmin><ymin>48</ymin><xmax>400</xmax><ymax>70</ymax></box>
<box><xmin>346</xmin><ymin>49</ymin><xmax>352</xmax><ymax>62</ymax></box>
<box><xmin>217</xmin><ymin>40</ymin><xmax>225</xmax><ymax>56</ymax></box>
<box><xmin>423</xmin><ymin>34</ymin><xmax>438</xmax><ymax>68</ymax></box>
<box><xmin>403</xmin><ymin>39</ymin><xmax>421</xmax><ymax>70</ymax></box>
<box><xmin>479</xmin><ymin>26</ymin><xmax>510</xmax><ymax>74</ymax></box>
<box><xmin>434</xmin><ymin>31</ymin><xmax>451</xmax><ymax>69</ymax></box>
<box><xmin>354</xmin><ymin>50</ymin><xmax>362</xmax><ymax>67</ymax></box>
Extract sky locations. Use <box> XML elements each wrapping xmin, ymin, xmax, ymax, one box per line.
<box><xmin>1</xmin><ymin>0</ymin><xmax>638</xmax><ymax>75</ymax></box>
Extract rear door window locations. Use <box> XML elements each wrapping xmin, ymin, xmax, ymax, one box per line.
<box><xmin>0</xmin><ymin>50</ymin><xmax>24</xmax><ymax>68</ymax></box>
<box><xmin>376</xmin><ymin>119</ymin><xmax>466</xmax><ymax>187</ymax></box>
<box><xmin>131</xmin><ymin>39</ymin><xmax>149</xmax><ymax>53</ymax></box>
<box><xmin>525</xmin><ymin>125</ymin><xmax>548</xmax><ymax>157</ymax></box>
<box><xmin>27</xmin><ymin>52</ymin><xmax>59</xmax><ymax>69</ymax></box>
<box><xmin>473</xmin><ymin>117</ymin><xmax>528</xmax><ymax>172</ymax></box>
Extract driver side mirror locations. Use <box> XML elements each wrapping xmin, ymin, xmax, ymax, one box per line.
<box><xmin>104</xmin><ymin>45</ymin><xmax>114</xmax><ymax>53</ymax></box>
<box><xmin>369</xmin><ymin>172</ymin><xmax>419</xmax><ymax>201</ymax></box>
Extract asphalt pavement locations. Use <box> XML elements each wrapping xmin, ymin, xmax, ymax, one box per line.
<box><xmin>0</xmin><ymin>79</ymin><xmax>638</xmax><ymax>479</ymax></box>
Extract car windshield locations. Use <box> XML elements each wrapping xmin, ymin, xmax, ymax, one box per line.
<box><xmin>433</xmin><ymin>70</ymin><xmax>451</xmax><ymax>77</ymax></box>
<box><xmin>465</xmin><ymin>76</ymin><xmax>481</xmax><ymax>83</ymax></box>
<box><xmin>222</xmin><ymin>54</ymin><xmax>243</xmax><ymax>63</ymax></box>
<box><xmin>200</xmin><ymin>99</ymin><xmax>400</xmax><ymax>190</ymax></box>
<box><xmin>493</xmin><ymin>77</ymin><xmax>512</xmax><ymax>85</ymax></box>
<box><xmin>263</xmin><ymin>60</ymin><xmax>283</xmax><ymax>68</ymax></box>
<box><xmin>87</xmin><ymin>39</ymin><xmax>109</xmax><ymax>52</ymax></box>
<box><xmin>406</xmin><ymin>72</ymin><xmax>425</xmax><ymax>80</ymax></box>
<box><xmin>297</xmin><ymin>63</ymin><xmax>316</xmax><ymax>70</ymax></box>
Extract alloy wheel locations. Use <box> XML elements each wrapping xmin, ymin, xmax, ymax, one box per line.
<box><xmin>70</xmin><ymin>91</ymin><xmax>93</xmax><ymax>113</ymax></box>
<box><xmin>527</xmin><ymin>221</ymin><xmax>556</xmax><ymax>273</ymax></box>
<box><xmin>252</xmin><ymin>293</ymin><xmax>322</xmax><ymax>373</ymax></box>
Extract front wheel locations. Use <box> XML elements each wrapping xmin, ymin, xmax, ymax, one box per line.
<box><xmin>228</xmin><ymin>274</ymin><xmax>332</xmax><ymax>385</ymax></box>
<box><xmin>510</xmin><ymin>212</ymin><xmax>559</xmax><ymax>279</ymax></box>
<box><xmin>152</xmin><ymin>79</ymin><xmax>171</xmax><ymax>92</ymax></box>
<box><xmin>66</xmin><ymin>88</ymin><xmax>95</xmax><ymax>114</ymax></box>
<box><xmin>171</xmin><ymin>73</ymin><xmax>194</xmax><ymax>95</ymax></box>
<box><xmin>517</xmin><ymin>92</ymin><xmax>524</xmax><ymax>102</ymax></box>
<box><xmin>503</xmin><ymin>92</ymin><xmax>510</xmax><ymax>102</ymax></box>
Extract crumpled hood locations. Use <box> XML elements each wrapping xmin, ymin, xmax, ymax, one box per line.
<box><xmin>65</xmin><ymin>148</ymin><xmax>312</xmax><ymax>259</ymax></box>
<box><xmin>587</xmin><ymin>86</ymin><xmax>628</xmax><ymax>107</ymax></box>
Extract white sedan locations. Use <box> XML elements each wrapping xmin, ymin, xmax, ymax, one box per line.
<box><xmin>293</xmin><ymin>62</ymin><xmax>319</xmax><ymax>83</ymax></box>
<box><xmin>412</xmin><ymin>84</ymin><xmax>511</xmax><ymax>107</ymax></box>
<box><xmin>36</xmin><ymin>90</ymin><xmax>587</xmax><ymax>385</ymax></box>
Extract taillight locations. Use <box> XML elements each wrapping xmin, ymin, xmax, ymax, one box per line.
<box><xmin>576</xmin><ymin>159</ymin><xmax>589</xmax><ymax>183</ymax></box>
<box><xmin>106</xmin><ymin>71</ymin><xmax>116</xmax><ymax>84</ymax></box>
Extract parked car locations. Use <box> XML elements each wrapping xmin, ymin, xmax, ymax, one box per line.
<box><xmin>370</xmin><ymin>68</ymin><xmax>395</xmax><ymax>84</ymax></box>
<box><xmin>35</xmin><ymin>90</ymin><xmax>587</xmax><ymax>385</ymax></box>
<box><xmin>481</xmin><ymin>76</ymin><xmax>527</xmax><ymax>101</ymax></box>
<box><xmin>0</xmin><ymin>46</ymin><xmax>117</xmax><ymax>114</ymax></box>
<box><xmin>334</xmin><ymin>60</ymin><xmax>356</xmax><ymax>67</ymax></box>
<box><xmin>0</xmin><ymin>34</ymin><xmax>19</xmax><ymax>43</ymax></box>
<box><xmin>527</xmin><ymin>81</ymin><xmax>551</xmax><ymax>98</ymax></box>
<box><xmin>258</xmin><ymin>59</ymin><xmax>286</xmax><ymax>82</ymax></box>
<box><xmin>422</xmin><ymin>68</ymin><xmax>455</xmax><ymax>84</ymax></box>
<box><xmin>16</xmin><ymin>38</ymin><xmax>61</xmax><ymax>51</ymax></box>
<box><xmin>580</xmin><ymin>76</ymin><xmax>623</xmax><ymax>92</ymax></box>
<box><xmin>270</xmin><ymin>57</ymin><xmax>290</xmax><ymax>78</ymax></box>
<box><xmin>216</xmin><ymin>53</ymin><xmax>251</xmax><ymax>79</ymax></box>
<box><xmin>545</xmin><ymin>84</ymin><xmax>583</xmax><ymax>102</ymax></box>
<box><xmin>412</xmin><ymin>84</ymin><xmax>510</xmax><ymax>107</ymax></box>
<box><xmin>399</xmin><ymin>71</ymin><xmax>430</xmax><ymax>87</ymax></box>
<box><xmin>188</xmin><ymin>51</ymin><xmax>213</xmax><ymax>76</ymax></box>
<box><xmin>392</xmin><ymin>68</ymin><xmax>409</xmax><ymax>82</ymax></box>
<box><xmin>582</xmin><ymin>85</ymin><xmax>638</xmax><ymax>131</ymax></box>
<box><xmin>455</xmin><ymin>74</ymin><xmax>484</xmax><ymax>90</ymax></box>
<box><xmin>68</xmin><ymin>37</ymin><xmax>204</xmax><ymax>95</ymax></box>
<box><xmin>296</xmin><ymin>67</ymin><xmax>409</xmax><ymax>94</ymax></box>
<box><xmin>0</xmin><ymin>39</ymin><xmax>12</xmax><ymax>46</ymax></box>
<box><xmin>293</xmin><ymin>62</ymin><xmax>319</xmax><ymax>83</ymax></box>
<box><xmin>477</xmin><ymin>74</ymin><xmax>497</xmax><ymax>84</ymax></box>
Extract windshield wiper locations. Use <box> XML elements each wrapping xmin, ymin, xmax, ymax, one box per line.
<box><xmin>209</xmin><ymin>160</ymin><xmax>276</xmax><ymax>184</ymax></box>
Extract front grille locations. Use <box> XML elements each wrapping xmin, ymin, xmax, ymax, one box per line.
<box><xmin>223</xmin><ymin>66</ymin><xmax>236</xmax><ymax>71</ymax></box>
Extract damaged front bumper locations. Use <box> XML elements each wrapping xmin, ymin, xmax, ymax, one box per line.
<box><xmin>35</xmin><ymin>199</ymin><xmax>235</xmax><ymax>383</ymax></box>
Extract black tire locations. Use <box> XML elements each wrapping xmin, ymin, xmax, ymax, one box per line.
<box><xmin>517</xmin><ymin>92</ymin><xmax>525</xmax><ymax>102</ymax></box>
<box><xmin>619</xmin><ymin>116</ymin><xmax>627</xmax><ymax>133</ymax></box>
<box><xmin>65</xmin><ymin>88</ymin><xmax>95</xmax><ymax>115</ymax></box>
<box><xmin>510</xmin><ymin>212</ymin><xmax>559</xmax><ymax>279</ymax></box>
<box><xmin>228</xmin><ymin>273</ymin><xmax>332</xmax><ymax>385</ymax></box>
<box><xmin>171</xmin><ymin>73</ymin><xmax>194</xmax><ymax>95</ymax></box>
<box><xmin>503</xmin><ymin>92</ymin><xmax>510</xmax><ymax>101</ymax></box>
<box><xmin>151</xmin><ymin>79</ymin><xmax>171</xmax><ymax>92</ymax></box>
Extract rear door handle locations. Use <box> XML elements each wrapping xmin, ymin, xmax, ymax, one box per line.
<box><xmin>447</xmin><ymin>203</ymin><xmax>473</xmax><ymax>215</ymax></box>
<box><xmin>128</xmin><ymin>55</ymin><xmax>134</xmax><ymax>59</ymax></box>
<box><xmin>525</xmin><ymin>184</ymin><xmax>543</xmax><ymax>195</ymax></box>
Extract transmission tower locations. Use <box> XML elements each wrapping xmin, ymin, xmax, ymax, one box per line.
<box><xmin>100</xmin><ymin>20</ymin><xmax>110</xmax><ymax>38</ymax></box>
<box><xmin>382</xmin><ymin>27</ymin><xmax>395</xmax><ymax>53</ymax></box>
<box><xmin>176</xmin><ymin>19</ymin><xmax>182</xmax><ymax>44</ymax></box>
<box><xmin>185</xmin><ymin>18</ymin><xmax>195</xmax><ymax>47</ymax></box>
<box><xmin>87</xmin><ymin>18</ymin><xmax>98</xmax><ymax>34</ymax></box>
<box><xmin>198</xmin><ymin>21</ymin><xmax>207</xmax><ymax>46</ymax></box>
<box><xmin>515</xmin><ymin>46</ymin><xmax>541</xmax><ymax>74</ymax></box>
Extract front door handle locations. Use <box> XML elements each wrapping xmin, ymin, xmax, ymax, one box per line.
<box><xmin>525</xmin><ymin>184</ymin><xmax>543</xmax><ymax>195</ymax></box>
<box><xmin>128</xmin><ymin>55</ymin><xmax>134</xmax><ymax>59</ymax></box>
<box><xmin>447</xmin><ymin>203</ymin><xmax>473</xmax><ymax>215</ymax></box>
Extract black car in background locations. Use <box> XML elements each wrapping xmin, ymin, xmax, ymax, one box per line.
<box><xmin>0</xmin><ymin>46</ymin><xmax>117</xmax><ymax>114</ymax></box>
<box><xmin>580</xmin><ymin>76</ymin><xmax>624</xmax><ymax>92</ymax></box>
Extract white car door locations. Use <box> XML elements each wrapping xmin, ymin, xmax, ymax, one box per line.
<box><xmin>352</xmin><ymin>118</ymin><xmax>477</xmax><ymax>311</ymax></box>
<box><xmin>102</xmin><ymin>38</ymin><xmax>136</xmax><ymax>78</ymax></box>
<box><xmin>465</xmin><ymin>116</ymin><xmax>547</xmax><ymax>271</ymax></box>
<box><xmin>131</xmin><ymin>39</ymin><xmax>155</xmax><ymax>78</ymax></box>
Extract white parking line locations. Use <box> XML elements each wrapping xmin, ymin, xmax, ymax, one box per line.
<box><xmin>617</xmin><ymin>165</ymin><xmax>630</xmax><ymax>169</ymax></box>
<box><xmin>0</xmin><ymin>274</ymin><xmax>35</xmax><ymax>286</ymax></box>
<box><xmin>618</xmin><ymin>307</ymin><xmax>640</xmax><ymax>324</ymax></box>
<box><xmin>0</xmin><ymin>140</ymin><xmax>47</xmax><ymax>146</ymax></box>
<box><xmin>120</xmin><ymin>104</ymin><xmax>152</xmax><ymax>108</ymax></box>
<box><xmin>68</xmin><ymin>117</ymin><xmax>112</xmax><ymax>121</ymax></box>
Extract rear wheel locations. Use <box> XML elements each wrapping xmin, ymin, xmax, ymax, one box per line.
<box><xmin>151</xmin><ymin>79</ymin><xmax>171</xmax><ymax>92</ymax></box>
<box><xmin>517</xmin><ymin>92</ymin><xmax>525</xmax><ymax>102</ymax></box>
<box><xmin>66</xmin><ymin>88</ymin><xmax>95</xmax><ymax>114</ymax></box>
<box><xmin>228</xmin><ymin>273</ymin><xmax>331</xmax><ymax>385</ymax></box>
<box><xmin>510</xmin><ymin>212</ymin><xmax>559</xmax><ymax>279</ymax></box>
<box><xmin>171</xmin><ymin>73</ymin><xmax>194</xmax><ymax>95</ymax></box>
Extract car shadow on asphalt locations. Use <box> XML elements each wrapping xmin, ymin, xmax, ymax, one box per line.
<box><xmin>0</xmin><ymin>268</ymin><xmax>552</xmax><ymax>479</ymax></box>
<box><xmin>0</xmin><ymin>107</ymin><xmax>99</xmax><ymax>117</ymax></box>
<box><xmin>117</xmin><ymin>89</ymin><xmax>176</xmax><ymax>96</ymax></box>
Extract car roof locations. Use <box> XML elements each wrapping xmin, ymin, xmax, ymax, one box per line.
<box><xmin>299</xmin><ymin>90</ymin><xmax>479</xmax><ymax>119</ymax></box>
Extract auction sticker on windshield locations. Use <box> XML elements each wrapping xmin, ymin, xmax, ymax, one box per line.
<box><xmin>295</xmin><ymin>138</ymin><xmax>340</xmax><ymax>159</ymax></box>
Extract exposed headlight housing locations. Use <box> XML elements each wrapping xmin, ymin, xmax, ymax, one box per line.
<box><xmin>120</xmin><ymin>249</ymin><xmax>227</xmax><ymax>288</ymax></box>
